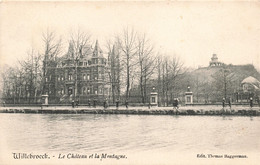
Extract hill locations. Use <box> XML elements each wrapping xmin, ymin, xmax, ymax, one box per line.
<box><xmin>187</xmin><ymin>64</ymin><xmax>260</xmax><ymax>103</ymax></box>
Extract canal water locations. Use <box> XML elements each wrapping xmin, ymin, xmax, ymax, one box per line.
<box><xmin>0</xmin><ymin>114</ymin><xmax>260</xmax><ymax>164</ymax></box>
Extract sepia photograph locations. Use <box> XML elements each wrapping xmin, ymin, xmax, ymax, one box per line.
<box><xmin>0</xmin><ymin>1</ymin><xmax>260</xmax><ymax>165</ymax></box>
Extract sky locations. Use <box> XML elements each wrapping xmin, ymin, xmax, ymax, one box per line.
<box><xmin>0</xmin><ymin>1</ymin><xmax>260</xmax><ymax>71</ymax></box>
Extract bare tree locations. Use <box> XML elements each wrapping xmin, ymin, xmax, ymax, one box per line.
<box><xmin>42</xmin><ymin>30</ymin><xmax>62</xmax><ymax>60</ymax></box>
<box><xmin>116</xmin><ymin>27</ymin><xmax>138</xmax><ymax>100</ymax></box>
<box><xmin>106</xmin><ymin>40</ymin><xmax>122</xmax><ymax>103</ymax></box>
<box><xmin>69</xmin><ymin>29</ymin><xmax>91</xmax><ymax>98</ymax></box>
<box><xmin>19</xmin><ymin>49</ymin><xmax>43</xmax><ymax>103</ymax></box>
<box><xmin>156</xmin><ymin>54</ymin><xmax>184</xmax><ymax>106</ymax></box>
<box><xmin>42</xmin><ymin>29</ymin><xmax>62</xmax><ymax>95</ymax></box>
<box><xmin>70</xmin><ymin>29</ymin><xmax>91</xmax><ymax>59</ymax></box>
<box><xmin>156</xmin><ymin>54</ymin><xmax>163</xmax><ymax>106</ymax></box>
<box><xmin>136</xmin><ymin>33</ymin><xmax>156</xmax><ymax>103</ymax></box>
<box><xmin>212</xmin><ymin>66</ymin><xmax>235</xmax><ymax>100</ymax></box>
<box><xmin>1</xmin><ymin>66</ymin><xmax>18</xmax><ymax>103</ymax></box>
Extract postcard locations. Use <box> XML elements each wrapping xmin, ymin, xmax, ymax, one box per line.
<box><xmin>0</xmin><ymin>1</ymin><xmax>260</xmax><ymax>165</ymax></box>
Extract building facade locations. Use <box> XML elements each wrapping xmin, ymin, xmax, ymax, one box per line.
<box><xmin>43</xmin><ymin>40</ymin><xmax>111</xmax><ymax>104</ymax></box>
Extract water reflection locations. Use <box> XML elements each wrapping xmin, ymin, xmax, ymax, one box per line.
<box><xmin>0</xmin><ymin>114</ymin><xmax>259</xmax><ymax>153</ymax></box>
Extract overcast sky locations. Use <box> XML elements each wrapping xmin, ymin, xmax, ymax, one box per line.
<box><xmin>0</xmin><ymin>2</ymin><xmax>260</xmax><ymax>70</ymax></box>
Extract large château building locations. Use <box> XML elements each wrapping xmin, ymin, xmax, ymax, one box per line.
<box><xmin>42</xmin><ymin>40</ymin><xmax>112</xmax><ymax>104</ymax></box>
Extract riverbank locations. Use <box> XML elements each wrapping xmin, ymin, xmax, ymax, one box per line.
<box><xmin>0</xmin><ymin>105</ymin><xmax>259</xmax><ymax>116</ymax></box>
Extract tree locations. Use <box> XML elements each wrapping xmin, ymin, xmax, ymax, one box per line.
<box><xmin>191</xmin><ymin>73</ymin><xmax>212</xmax><ymax>103</ymax></box>
<box><xmin>69</xmin><ymin>29</ymin><xmax>91</xmax><ymax>98</ymax></box>
<box><xmin>212</xmin><ymin>66</ymin><xmax>235</xmax><ymax>100</ymax></box>
<box><xmin>69</xmin><ymin>29</ymin><xmax>91</xmax><ymax>59</ymax></box>
<box><xmin>106</xmin><ymin>40</ymin><xmax>122</xmax><ymax>103</ymax></box>
<box><xmin>156</xmin><ymin>54</ymin><xmax>184</xmax><ymax>106</ymax></box>
<box><xmin>136</xmin><ymin>33</ymin><xmax>156</xmax><ymax>103</ymax></box>
<box><xmin>42</xmin><ymin>30</ymin><xmax>62</xmax><ymax>95</ymax></box>
<box><xmin>116</xmin><ymin>27</ymin><xmax>138</xmax><ymax>100</ymax></box>
<box><xmin>0</xmin><ymin>66</ymin><xmax>18</xmax><ymax>103</ymax></box>
<box><xmin>19</xmin><ymin>49</ymin><xmax>43</xmax><ymax>103</ymax></box>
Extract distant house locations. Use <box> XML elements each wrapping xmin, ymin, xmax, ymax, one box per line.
<box><xmin>241</xmin><ymin>76</ymin><xmax>260</xmax><ymax>93</ymax></box>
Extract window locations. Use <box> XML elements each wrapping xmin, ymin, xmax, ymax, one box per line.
<box><xmin>57</xmin><ymin>75</ymin><xmax>60</xmax><ymax>81</ymax></box>
<box><xmin>87</xmin><ymin>87</ymin><xmax>90</xmax><ymax>94</ymax></box>
<box><xmin>69</xmin><ymin>74</ymin><xmax>72</xmax><ymax>81</ymax></box>
<box><xmin>61</xmin><ymin>89</ymin><xmax>64</xmax><ymax>95</ymax></box>
<box><xmin>87</xmin><ymin>74</ymin><xmax>90</xmax><ymax>80</ymax></box>
<box><xmin>45</xmin><ymin>77</ymin><xmax>48</xmax><ymax>82</ymax></box>
<box><xmin>82</xmin><ymin>87</ymin><xmax>86</xmax><ymax>95</ymax></box>
<box><xmin>99</xmin><ymin>88</ymin><xmax>103</xmax><ymax>94</ymax></box>
<box><xmin>83</xmin><ymin>74</ymin><xmax>86</xmax><ymax>80</ymax></box>
<box><xmin>68</xmin><ymin>88</ymin><xmax>73</xmax><ymax>95</ymax></box>
<box><xmin>104</xmin><ymin>88</ymin><xmax>108</xmax><ymax>95</ymax></box>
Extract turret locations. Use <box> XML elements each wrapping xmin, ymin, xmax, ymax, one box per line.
<box><xmin>93</xmin><ymin>40</ymin><xmax>103</xmax><ymax>57</ymax></box>
<box><xmin>67</xmin><ymin>41</ymin><xmax>74</xmax><ymax>58</ymax></box>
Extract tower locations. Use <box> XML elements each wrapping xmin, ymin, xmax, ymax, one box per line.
<box><xmin>209</xmin><ymin>54</ymin><xmax>223</xmax><ymax>67</ymax></box>
<box><xmin>91</xmin><ymin>40</ymin><xmax>109</xmax><ymax>101</ymax></box>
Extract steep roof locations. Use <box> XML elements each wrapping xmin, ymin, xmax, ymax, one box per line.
<box><xmin>93</xmin><ymin>40</ymin><xmax>104</xmax><ymax>58</ymax></box>
<box><xmin>66</xmin><ymin>41</ymin><xmax>74</xmax><ymax>58</ymax></box>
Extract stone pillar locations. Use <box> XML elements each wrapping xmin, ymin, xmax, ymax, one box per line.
<box><xmin>150</xmin><ymin>92</ymin><xmax>158</xmax><ymax>106</ymax></box>
<box><xmin>185</xmin><ymin>92</ymin><xmax>193</xmax><ymax>105</ymax></box>
<box><xmin>42</xmin><ymin>95</ymin><xmax>49</xmax><ymax>105</ymax></box>
<box><xmin>185</xmin><ymin>86</ymin><xmax>193</xmax><ymax>105</ymax></box>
